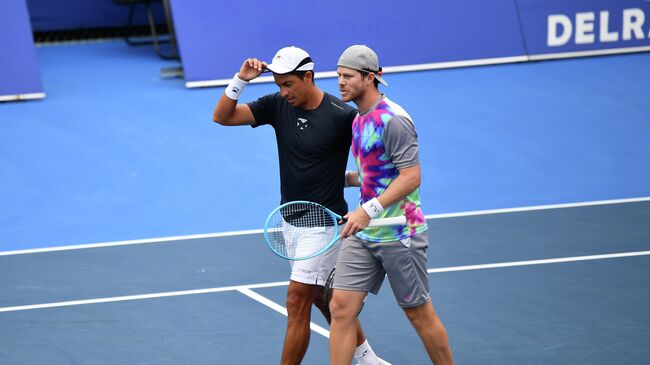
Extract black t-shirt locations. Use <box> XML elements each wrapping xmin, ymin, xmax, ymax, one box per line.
<box><xmin>248</xmin><ymin>92</ymin><xmax>356</xmax><ymax>216</ymax></box>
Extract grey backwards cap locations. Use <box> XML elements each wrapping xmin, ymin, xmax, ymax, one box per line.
<box><xmin>337</xmin><ymin>45</ymin><xmax>388</xmax><ymax>86</ymax></box>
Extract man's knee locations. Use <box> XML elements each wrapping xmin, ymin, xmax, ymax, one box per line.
<box><xmin>329</xmin><ymin>291</ymin><xmax>362</xmax><ymax>321</ymax></box>
<box><xmin>328</xmin><ymin>298</ymin><xmax>350</xmax><ymax>323</ymax></box>
<box><xmin>404</xmin><ymin>301</ymin><xmax>436</xmax><ymax>329</ymax></box>
<box><xmin>286</xmin><ymin>283</ymin><xmax>315</xmax><ymax>313</ymax></box>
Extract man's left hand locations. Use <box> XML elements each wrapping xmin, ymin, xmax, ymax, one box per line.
<box><xmin>340</xmin><ymin>208</ymin><xmax>371</xmax><ymax>238</ymax></box>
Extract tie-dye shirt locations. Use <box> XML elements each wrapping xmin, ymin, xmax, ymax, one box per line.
<box><xmin>352</xmin><ymin>97</ymin><xmax>428</xmax><ymax>242</ymax></box>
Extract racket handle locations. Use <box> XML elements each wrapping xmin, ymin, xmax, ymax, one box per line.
<box><xmin>368</xmin><ymin>216</ymin><xmax>407</xmax><ymax>227</ymax></box>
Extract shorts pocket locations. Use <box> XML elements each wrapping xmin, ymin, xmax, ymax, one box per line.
<box><xmin>399</xmin><ymin>237</ymin><xmax>411</xmax><ymax>248</ymax></box>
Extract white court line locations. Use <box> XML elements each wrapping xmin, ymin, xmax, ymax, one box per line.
<box><xmin>238</xmin><ymin>288</ymin><xmax>331</xmax><ymax>338</ymax></box>
<box><xmin>0</xmin><ymin>229</ymin><xmax>266</xmax><ymax>256</ymax></box>
<box><xmin>1</xmin><ymin>250</ymin><xmax>648</xmax><ymax>314</ymax></box>
<box><xmin>427</xmin><ymin>251</ymin><xmax>650</xmax><ymax>274</ymax></box>
<box><xmin>0</xmin><ymin>281</ymin><xmax>287</xmax><ymax>313</ymax></box>
<box><xmin>423</xmin><ymin>197</ymin><xmax>650</xmax><ymax>220</ymax></box>
<box><xmin>2</xmin><ymin>197</ymin><xmax>648</xmax><ymax>256</ymax></box>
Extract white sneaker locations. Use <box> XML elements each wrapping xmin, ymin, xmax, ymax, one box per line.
<box><xmin>356</xmin><ymin>359</ymin><xmax>392</xmax><ymax>365</ymax></box>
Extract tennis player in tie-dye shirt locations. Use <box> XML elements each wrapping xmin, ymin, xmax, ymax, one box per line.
<box><xmin>350</xmin><ymin>97</ymin><xmax>428</xmax><ymax>242</ymax></box>
<box><xmin>329</xmin><ymin>45</ymin><xmax>455</xmax><ymax>365</ymax></box>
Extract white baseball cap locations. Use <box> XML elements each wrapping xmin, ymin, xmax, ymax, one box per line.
<box><xmin>265</xmin><ymin>46</ymin><xmax>314</xmax><ymax>74</ymax></box>
<box><xmin>337</xmin><ymin>45</ymin><xmax>388</xmax><ymax>86</ymax></box>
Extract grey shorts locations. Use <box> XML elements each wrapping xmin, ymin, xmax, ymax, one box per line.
<box><xmin>333</xmin><ymin>231</ymin><xmax>430</xmax><ymax>308</ymax></box>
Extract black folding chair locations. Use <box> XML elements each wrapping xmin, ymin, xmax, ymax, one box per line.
<box><xmin>113</xmin><ymin>0</ymin><xmax>178</xmax><ymax>60</ymax></box>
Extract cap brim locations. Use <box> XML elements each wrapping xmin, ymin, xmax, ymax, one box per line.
<box><xmin>264</xmin><ymin>62</ymin><xmax>314</xmax><ymax>75</ymax></box>
<box><xmin>264</xmin><ymin>63</ymin><xmax>292</xmax><ymax>74</ymax></box>
<box><xmin>375</xmin><ymin>75</ymin><xmax>388</xmax><ymax>86</ymax></box>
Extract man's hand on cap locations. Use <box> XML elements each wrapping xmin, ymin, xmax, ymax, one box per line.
<box><xmin>239</xmin><ymin>58</ymin><xmax>267</xmax><ymax>81</ymax></box>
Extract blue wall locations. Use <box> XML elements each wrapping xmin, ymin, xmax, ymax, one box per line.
<box><xmin>170</xmin><ymin>0</ymin><xmax>527</xmax><ymax>84</ymax></box>
<box><xmin>168</xmin><ymin>0</ymin><xmax>650</xmax><ymax>85</ymax></box>
<box><xmin>0</xmin><ymin>0</ymin><xmax>43</xmax><ymax>100</ymax></box>
<box><xmin>4</xmin><ymin>0</ymin><xmax>650</xmax><ymax>100</ymax></box>
<box><xmin>26</xmin><ymin>0</ymin><xmax>166</xmax><ymax>31</ymax></box>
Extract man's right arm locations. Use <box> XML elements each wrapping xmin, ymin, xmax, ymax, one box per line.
<box><xmin>212</xmin><ymin>58</ymin><xmax>267</xmax><ymax>126</ymax></box>
<box><xmin>212</xmin><ymin>93</ymin><xmax>255</xmax><ymax>126</ymax></box>
<box><xmin>345</xmin><ymin>170</ymin><xmax>360</xmax><ymax>187</ymax></box>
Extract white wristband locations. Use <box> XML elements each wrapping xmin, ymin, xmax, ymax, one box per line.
<box><xmin>225</xmin><ymin>73</ymin><xmax>249</xmax><ymax>100</ymax></box>
<box><xmin>361</xmin><ymin>197</ymin><xmax>384</xmax><ymax>219</ymax></box>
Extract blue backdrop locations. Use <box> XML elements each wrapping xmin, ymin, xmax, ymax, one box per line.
<box><xmin>169</xmin><ymin>0</ymin><xmax>527</xmax><ymax>85</ymax></box>
<box><xmin>26</xmin><ymin>0</ymin><xmax>167</xmax><ymax>31</ymax></box>
<box><xmin>0</xmin><ymin>0</ymin><xmax>43</xmax><ymax>101</ymax></box>
<box><xmin>168</xmin><ymin>0</ymin><xmax>650</xmax><ymax>86</ymax></box>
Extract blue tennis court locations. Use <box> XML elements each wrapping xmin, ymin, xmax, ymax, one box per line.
<box><xmin>1</xmin><ymin>40</ymin><xmax>650</xmax><ymax>364</ymax></box>
<box><xmin>1</xmin><ymin>199</ymin><xmax>649</xmax><ymax>364</ymax></box>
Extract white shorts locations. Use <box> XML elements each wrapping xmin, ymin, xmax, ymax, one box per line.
<box><xmin>288</xmin><ymin>225</ymin><xmax>340</xmax><ymax>287</ymax></box>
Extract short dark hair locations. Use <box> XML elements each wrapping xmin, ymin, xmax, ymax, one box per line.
<box><xmin>286</xmin><ymin>70</ymin><xmax>316</xmax><ymax>84</ymax></box>
<box><xmin>359</xmin><ymin>70</ymin><xmax>380</xmax><ymax>88</ymax></box>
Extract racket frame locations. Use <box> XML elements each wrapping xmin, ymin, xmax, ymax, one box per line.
<box><xmin>263</xmin><ymin>200</ymin><xmax>407</xmax><ymax>261</ymax></box>
<box><xmin>263</xmin><ymin>201</ymin><xmax>341</xmax><ymax>261</ymax></box>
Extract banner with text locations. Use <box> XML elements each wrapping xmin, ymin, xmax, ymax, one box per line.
<box><xmin>517</xmin><ymin>0</ymin><xmax>650</xmax><ymax>57</ymax></box>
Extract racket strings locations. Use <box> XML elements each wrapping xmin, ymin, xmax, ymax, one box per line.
<box><xmin>280</xmin><ymin>203</ymin><xmax>336</xmax><ymax>227</ymax></box>
<box><xmin>266</xmin><ymin>202</ymin><xmax>337</xmax><ymax>259</ymax></box>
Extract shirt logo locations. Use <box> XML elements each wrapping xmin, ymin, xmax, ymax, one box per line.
<box><xmin>297</xmin><ymin>117</ymin><xmax>309</xmax><ymax>130</ymax></box>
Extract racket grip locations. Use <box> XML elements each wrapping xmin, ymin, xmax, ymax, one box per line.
<box><xmin>368</xmin><ymin>216</ymin><xmax>407</xmax><ymax>227</ymax></box>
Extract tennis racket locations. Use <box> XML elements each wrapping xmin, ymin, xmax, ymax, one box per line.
<box><xmin>263</xmin><ymin>200</ymin><xmax>406</xmax><ymax>260</ymax></box>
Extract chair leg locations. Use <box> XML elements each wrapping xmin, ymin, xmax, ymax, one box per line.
<box><xmin>121</xmin><ymin>0</ymin><xmax>176</xmax><ymax>59</ymax></box>
<box><xmin>145</xmin><ymin>1</ymin><xmax>162</xmax><ymax>54</ymax></box>
<box><xmin>149</xmin><ymin>0</ymin><xmax>179</xmax><ymax>60</ymax></box>
<box><xmin>162</xmin><ymin>0</ymin><xmax>180</xmax><ymax>60</ymax></box>
<box><xmin>124</xmin><ymin>2</ymin><xmax>155</xmax><ymax>46</ymax></box>
<box><xmin>124</xmin><ymin>3</ymin><xmax>140</xmax><ymax>46</ymax></box>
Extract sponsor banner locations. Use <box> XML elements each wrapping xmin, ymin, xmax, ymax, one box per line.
<box><xmin>517</xmin><ymin>0</ymin><xmax>650</xmax><ymax>55</ymax></box>
<box><xmin>169</xmin><ymin>0</ymin><xmax>527</xmax><ymax>86</ymax></box>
